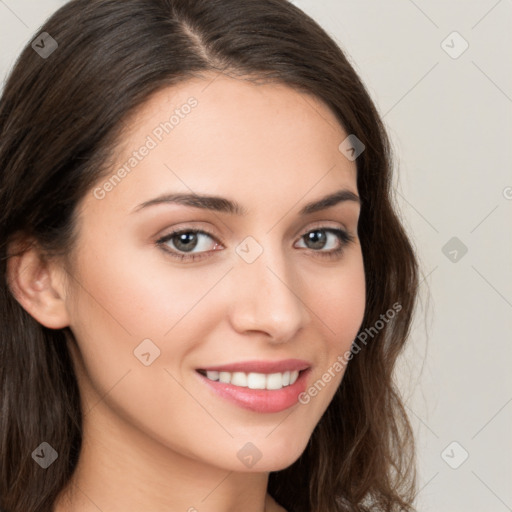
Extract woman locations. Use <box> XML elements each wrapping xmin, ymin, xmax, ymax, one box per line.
<box><xmin>0</xmin><ymin>0</ymin><xmax>419</xmax><ymax>511</ymax></box>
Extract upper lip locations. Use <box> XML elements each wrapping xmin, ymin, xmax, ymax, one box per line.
<box><xmin>197</xmin><ymin>358</ymin><xmax>311</xmax><ymax>374</ymax></box>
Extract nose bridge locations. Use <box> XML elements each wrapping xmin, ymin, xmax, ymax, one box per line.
<box><xmin>229</xmin><ymin>235</ymin><xmax>309</xmax><ymax>340</ymax></box>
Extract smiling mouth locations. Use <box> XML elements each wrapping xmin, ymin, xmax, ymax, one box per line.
<box><xmin>196</xmin><ymin>369</ymin><xmax>304</xmax><ymax>391</ymax></box>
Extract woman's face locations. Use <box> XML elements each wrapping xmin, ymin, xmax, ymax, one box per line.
<box><xmin>64</xmin><ymin>74</ymin><xmax>366</xmax><ymax>472</ymax></box>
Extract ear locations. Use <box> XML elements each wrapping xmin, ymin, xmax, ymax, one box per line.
<box><xmin>6</xmin><ymin>239</ymin><xmax>71</xmax><ymax>329</ymax></box>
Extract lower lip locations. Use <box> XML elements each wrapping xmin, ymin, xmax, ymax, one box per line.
<box><xmin>196</xmin><ymin>369</ymin><xmax>311</xmax><ymax>413</ymax></box>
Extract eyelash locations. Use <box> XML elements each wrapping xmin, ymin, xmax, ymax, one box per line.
<box><xmin>156</xmin><ymin>226</ymin><xmax>355</xmax><ymax>263</ymax></box>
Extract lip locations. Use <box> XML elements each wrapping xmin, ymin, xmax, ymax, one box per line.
<box><xmin>197</xmin><ymin>358</ymin><xmax>311</xmax><ymax>374</ymax></box>
<box><xmin>195</xmin><ymin>362</ymin><xmax>312</xmax><ymax>414</ymax></box>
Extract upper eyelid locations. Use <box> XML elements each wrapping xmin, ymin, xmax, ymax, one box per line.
<box><xmin>160</xmin><ymin>221</ymin><xmax>351</xmax><ymax>238</ymax></box>
<box><xmin>158</xmin><ymin>222</ymin><xmax>353</xmax><ymax>247</ymax></box>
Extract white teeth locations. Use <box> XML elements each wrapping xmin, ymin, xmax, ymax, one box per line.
<box><xmin>219</xmin><ymin>371</ymin><xmax>231</xmax><ymax>383</ymax></box>
<box><xmin>266</xmin><ymin>372</ymin><xmax>283</xmax><ymax>390</ymax></box>
<box><xmin>202</xmin><ymin>369</ymin><xmax>302</xmax><ymax>390</ymax></box>
<box><xmin>206</xmin><ymin>371</ymin><xmax>219</xmax><ymax>381</ymax></box>
<box><xmin>247</xmin><ymin>372</ymin><xmax>266</xmax><ymax>389</ymax></box>
<box><xmin>230</xmin><ymin>372</ymin><xmax>248</xmax><ymax>387</ymax></box>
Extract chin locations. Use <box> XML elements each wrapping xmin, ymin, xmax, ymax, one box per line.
<box><xmin>228</xmin><ymin>430</ymin><xmax>312</xmax><ymax>473</ymax></box>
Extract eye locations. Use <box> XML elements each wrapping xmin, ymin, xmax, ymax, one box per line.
<box><xmin>295</xmin><ymin>227</ymin><xmax>355</xmax><ymax>259</ymax></box>
<box><xmin>156</xmin><ymin>229</ymin><xmax>221</xmax><ymax>262</ymax></box>
<box><xmin>156</xmin><ymin>225</ymin><xmax>355</xmax><ymax>262</ymax></box>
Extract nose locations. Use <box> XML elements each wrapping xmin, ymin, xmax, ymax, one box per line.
<box><xmin>227</xmin><ymin>241</ymin><xmax>310</xmax><ymax>343</ymax></box>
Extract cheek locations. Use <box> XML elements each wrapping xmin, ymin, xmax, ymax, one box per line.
<box><xmin>292</xmin><ymin>250</ymin><xmax>365</xmax><ymax>411</ymax></box>
<box><xmin>65</xmin><ymin>236</ymin><xmax>230</xmax><ymax>407</ymax></box>
<box><xmin>68</xmin><ymin>234</ymin><xmax>220</xmax><ymax>340</ymax></box>
<box><xmin>64</xmin><ymin>245</ymin><xmax>229</xmax><ymax>458</ymax></box>
<box><xmin>312</xmin><ymin>250</ymin><xmax>366</xmax><ymax>350</ymax></box>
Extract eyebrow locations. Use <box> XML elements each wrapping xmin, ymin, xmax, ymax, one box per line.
<box><xmin>133</xmin><ymin>188</ymin><xmax>360</xmax><ymax>216</ymax></box>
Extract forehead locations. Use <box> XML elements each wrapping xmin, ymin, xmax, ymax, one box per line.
<box><xmin>85</xmin><ymin>73</ymin><xmax>357</xmax><ymax>217</ymax></box>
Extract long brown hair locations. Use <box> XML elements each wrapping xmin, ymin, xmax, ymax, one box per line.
<box><xmin>0</xmin><ymin>1</ymin><xmax>419</xmax><ymax>510</ymax></box>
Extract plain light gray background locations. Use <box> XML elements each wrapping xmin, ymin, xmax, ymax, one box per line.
<box><xmin>1</xmin><ymin>1</ymin><xmax>511</xmax><ymax>511</ymax></box>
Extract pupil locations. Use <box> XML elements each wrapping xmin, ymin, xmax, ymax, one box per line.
<box><xmin>307</xmin><ymin>230</ymin><xmax>326</xmax><ymax>249</ymax></box>
<box><xmin>175</xmin><ymin>232</ymin><xmax>197</xmax><ymax>252</ymax></box>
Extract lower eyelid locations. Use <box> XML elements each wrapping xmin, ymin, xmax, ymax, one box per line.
<box><xmin>157</xmin><ymin>226</ymin><xmax>353</xmax><ymax>258</ymax></box>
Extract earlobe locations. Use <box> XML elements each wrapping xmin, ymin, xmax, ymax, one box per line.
<box><xmin>6</xmin><ymin>241</ymin><xmax>71</xmax><ymax>329</ymax></box>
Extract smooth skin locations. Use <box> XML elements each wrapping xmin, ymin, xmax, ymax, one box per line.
<box><xmin>8</xmin><ymin>73</ymin><xmax>366</xmax><ymax>512</ymax></box>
